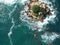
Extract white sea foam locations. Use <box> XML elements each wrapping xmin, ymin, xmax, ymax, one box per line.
<box><xmin>21</xmin><ymin>0</ymin><xmax>30</xmax><ymax>5</ymax></box>
<box><xmin>0</xmin><ymin>0</ymin><xmax>17</xmax><ymax>6</ymax></box>
<box><xmin>39</xmin><ymin>0</ymin><xmax>51</xmax><ymax>3</ymax></box>
<box><xmin>8</xmin><ymin>5</ymin><xmax>17</xmax><ymax>37</ymax></box>
<box><xmin>21</xmin><ymin>0</ymin><xmax>27</xmax><ymax>3</ymax></box>
<box><xmin>41</xmin><ymin>32</ymin><xmax>60</xmax><ymax>43</ymax></box>
<box><xmin>8</xmin><ymin>4</ymin><xmax>17</xmax><ymax>45</ymax></box>
<box><xmin>20</xmin><ymin>0</ymin><xmax>57</xmax><ymax>32</ymax></box>
<box><xmin>20</xmin><ymin>0</ymin><xmax>60</xmax><ymax>43</ymax></box>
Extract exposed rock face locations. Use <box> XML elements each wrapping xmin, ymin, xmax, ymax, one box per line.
<box><xmin>25</xmin><ymin>0</ymin><xmax>52</xmax><ymax>22</ymax></box>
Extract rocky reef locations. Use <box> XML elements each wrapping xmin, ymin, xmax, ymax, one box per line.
<box><xmin>25</xmin><ymin>0</ymin><xmax>52</xmax><ymax>22</ymax></box>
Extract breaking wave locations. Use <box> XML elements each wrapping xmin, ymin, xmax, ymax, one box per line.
<box><xmin>0</xmin><ymin>0</ymin><xmax>17</xmax><ymax>6</ymax></box>
<box><xmin>20</xmin><ymin>0</ymin><xmax>56</xmax><ymax>32</ymax></box>
<box><xmin>0</xmin><ymin>0</ymin><xmax>60</xmax><ymax>44</ymax></box>
<box><xmin>41</xmin><ymin>32</ymin><xmax>60</xmax><ymax>43</ymax></box>
<box><xmin>20</xmin><ymin>0</ymin><xmax>60</xmax><ymax>44</ymax></box>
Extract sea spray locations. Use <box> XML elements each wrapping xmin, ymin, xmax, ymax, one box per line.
<box><xmin>41</xmin><ymin>32</ymin><xmax>60</xmax><ymax>43</ymax></box>
<box><xmin>0</xmin><ymin>0</ymin><xmax>59</xmax><ymax>45</ymax></box>
<box><xmin>20</xmin><ymin>0</ymin><xmax>60</xmax><ymax>44</ymax></box>
<box><xmin>20</xmin><ymin>0</ymin><xmax>56</xmax><ymax>32</ymax></box>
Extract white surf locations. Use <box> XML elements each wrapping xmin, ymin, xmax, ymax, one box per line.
<box><xmin>20</xmin><ymin>0</ymin><xmax>60</xmax><ymax>44</ymax></box>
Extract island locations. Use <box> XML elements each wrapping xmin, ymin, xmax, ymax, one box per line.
<box><xmin>20</xmin><ymin>0</ymin><xmax>59</xmax><ymax>45</ymax></box>
<box><xmin>25</xmin><ymin>0</ymin><xmax>52</xmax><ymax>22</ymax></box>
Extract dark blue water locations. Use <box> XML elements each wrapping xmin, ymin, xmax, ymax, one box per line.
<box><xmin>0</xmin><ymin>0</ymin><xmax>60</xmax><ymax>45</ymax></box>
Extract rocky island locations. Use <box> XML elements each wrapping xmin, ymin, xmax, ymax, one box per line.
<box><xmin>25</xmin><ymin>0</ymin><xmax>52</xmax><ymax>22</ymax></box>
<box><xmin>20</xmin><ymin>0</ymin><xmax>55</xmax><ymax>31</ymax></box>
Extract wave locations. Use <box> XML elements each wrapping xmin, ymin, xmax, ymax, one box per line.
<box><xmin>20</xmin><ymin>0</ymin><xmax>60</xmax><ymax>44</ymax></box>
<box><xmin>41</xmin><ymin>32</ymin><xmax>60</xmax><ymax>43</ymax></box>
<box><xmin>0</xmin><ymin>0</ymin><xmax>17</xmax><ymax>6</ymax></box>
<box><xmin>8</xmin><ymin>18</ymin><xmax>15</xmax><ymax>45</ymax></box>
<box><xmin>21</xmin><ymin>0</ymin><xmax>30</xmax><ymax>5</ymax></box>
<box><xmin>1</xmin><ymin>0</ymin><xmax>59</xmax><ymax>44</ymax></box>
<box><xmin>20</xmin><ymin>0</ymin><xmax>57</xmax><ymax>32</ymax></box>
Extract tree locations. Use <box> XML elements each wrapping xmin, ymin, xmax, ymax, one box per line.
<box><xmin>32</xmin><ymin>5</ymin><xmax>46</xmax><ymax>17</ymax></box>
<box><xmin>32</xmin><ymin>5</ymin><xmax>40</xmax><ymax>13</ymax></box>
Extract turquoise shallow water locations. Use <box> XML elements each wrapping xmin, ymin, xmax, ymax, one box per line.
<box><xmin>0</xmin><ymin>0</ymin><xmax>60</xmax><ymax>45</ymax></box>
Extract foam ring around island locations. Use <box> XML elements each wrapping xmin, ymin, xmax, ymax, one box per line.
<box><xmin>20</xmin><ymin>0</ymin><xmax>57</xmax><ymax>32</ymax></box>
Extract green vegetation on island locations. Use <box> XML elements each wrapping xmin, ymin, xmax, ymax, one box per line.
<box><xmin>32</xmin><ymin>5</ymin><xmax>40</xmax><ymax>13</ymax></box>
<box><xmin>32</xmin><ymin>5</ymin><xmax>46</xmax><ymax>17</ymax></box>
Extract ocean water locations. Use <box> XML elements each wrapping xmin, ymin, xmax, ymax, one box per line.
<box><xmin>0</xmin><ymin>0</ymin><xmax>60</xmax><ymax>45</ymax></box>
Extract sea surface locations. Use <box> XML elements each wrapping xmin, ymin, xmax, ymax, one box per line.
<box><xmin>0</xmin><ymin>0</ymin><xmax>60</xmax><ymax>45</ymax></box>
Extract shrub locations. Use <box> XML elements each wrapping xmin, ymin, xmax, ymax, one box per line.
<box><xmin>32</xmin><ymin>5</ymin><xmax>40</xmax><ymax>13</ymax></box>
<box><xmin>32</xmin><ymin>5</ymin><xmax>46</xmax><ymax>17</ymax></box>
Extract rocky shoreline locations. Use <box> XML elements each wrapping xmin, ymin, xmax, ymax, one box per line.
<box><xmin>24</xmin><ymin>0</ymin><xmax>52</xmax><ymax>22</ymax></box>
<box><xmin>20</xmin><ymin>0</ymin><xmax>56</xmax><ymax>31</ymax></box>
